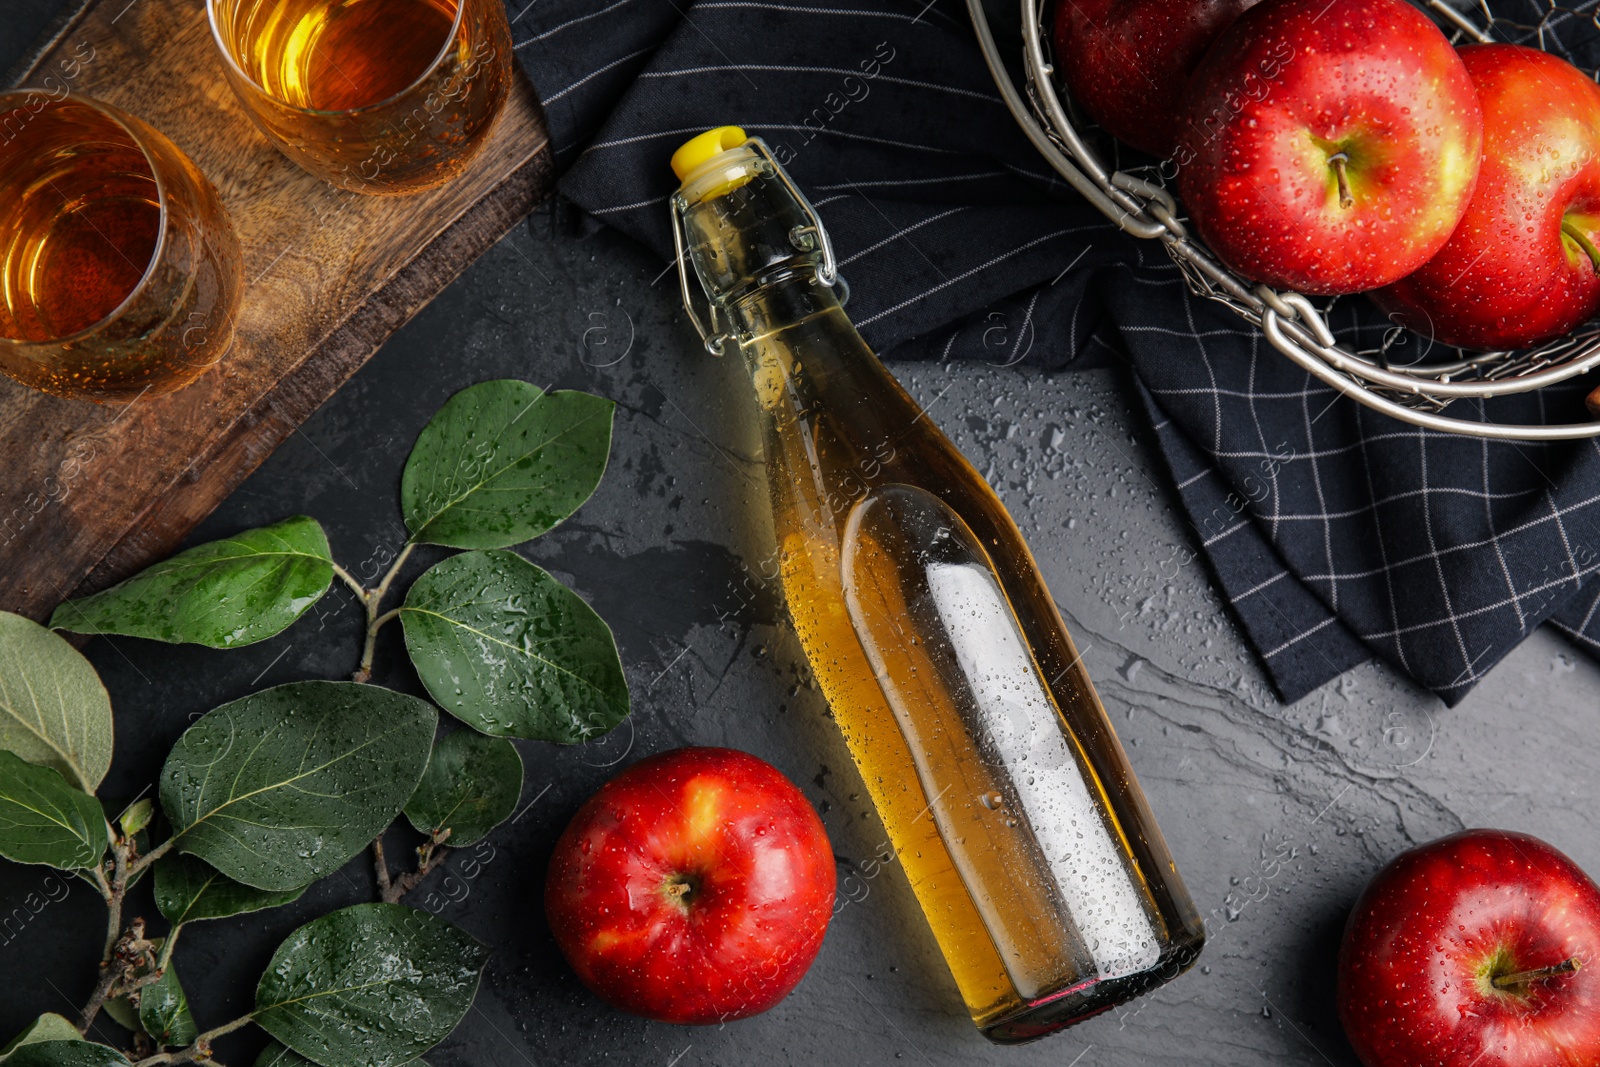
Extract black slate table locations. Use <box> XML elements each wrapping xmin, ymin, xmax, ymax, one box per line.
<box><xmin>4</xmin><ymin>12</ymin><xmax>1599</xmax><ymax>1065</ymax></box>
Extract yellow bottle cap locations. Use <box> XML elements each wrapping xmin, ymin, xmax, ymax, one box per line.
<box><xmin>671</xmin><ymin>126</ymin><xmax>748</xmax><ymax>181</ymax></box>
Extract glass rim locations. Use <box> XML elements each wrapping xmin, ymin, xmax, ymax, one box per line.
<box><xmin>205</xmin><ymin>0</ymin><xmax>471</xmax><ymax>119</ymax></box>
<box><xmin>0</xmin><ymin>89</ymin><xmax>171</xmax><ymax>349</ymax></box>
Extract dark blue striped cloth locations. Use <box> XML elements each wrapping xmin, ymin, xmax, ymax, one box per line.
<box><xmin>506</xmin><ymin>0</ymin><xmax>1600</xmax><ymax>705</ymax></box>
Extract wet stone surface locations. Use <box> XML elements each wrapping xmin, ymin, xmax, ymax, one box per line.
<box><xmin>0</xmin><ymin>198</ymin><xmax>1596</xmax><ymax>1065</ymax></box>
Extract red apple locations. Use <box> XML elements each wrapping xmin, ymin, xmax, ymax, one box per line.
<box><xmin>544</xmin><ymin>746</ymin><xmax>836</xmax><ymax>1024</ymax></box>
<box><xmin>1372</xmin><ymin>45</ymin><xmax>1600</xmax><ymax>350</ymax></box>
<box><xmin>1052</xmin><ymin>0</ymin><xmax>1260</xmax><ymax>159</ymax></box>
<box><xmin>1176</xmin><ymin>0</ymin><xmax>1483</xmax><ymax>295</ymax></box>
<box><xmin>1338</xmin><ymin>829</ymin><xmax>1600</xmax><ymax>1067</ymax></box>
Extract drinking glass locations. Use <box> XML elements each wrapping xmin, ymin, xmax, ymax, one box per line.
<box><xmin>0</xmin><ymin>91</ymin><xmax>242</xmax><ymax>402</ymax></box>
<box><xmin>207</xmin><ymin>0</ymin><xmax>513</xmax><ymax>194</ymax></box>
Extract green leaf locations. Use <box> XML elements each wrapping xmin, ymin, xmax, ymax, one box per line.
<box><xmin>0</xmin><ymin>611</ymin><xmax>114</xmax><ymax>791</ymax></box>
<box><xmin>401</xmin><ymin>381</ymin><xmax>614</xmax><ymax>549</ymax></box>
<box><xmin>139</xmin><ymin>963</ymin><xmax>197</xmax><ymax>1048</ymax></box>
<box><xmin>154</xmin><ymin>852</ymin><xmax>305</xmax><ymax>925</ymax></box>
<box><xmin>0</xmin><ymin>1016</ymin><xmax>83</xmax><ymax>1058</ymax></box>
<box><xmin>401</xmin><ymin>551</ymin><xmax>629</xmax><ymax>743</ymax></box>
<box><xmin>0</xmin><ymin>750</ymin><xmax>109</xmax><ymax>869</ymax></box>
<box><xmin>49</xmin><ymin>516</ymin><xmax>334</xmax><ymax>649</ymax></box>
<box><xmin>404</xmin><ymin>730</ymin><xmax>522</xmax><ymax>848</ymax></box>
<box><xmin>1</xmin><ymin>1043</ymin><xmax>130</xmax><ymax>1067</ymax></box>
<box><xmin>254</xmin><ymin>1042</ymin><xmax>427</xmax><ymax>1067</ymax></box>
<box><xmin>255</xmin><ymin>903</ymin><xmax>487</xmax><ymax>1067</ymax></box>
<box><xmin>99</xmin><ymin>996</ymin><xmax>139</xmax><ymax>1034</ymax></box>
<box><xmin>117</xmin><ymin>799</ymin><xmax>154</xmax><ymax>839</ymax></box>
<box><xmin>161</xmin><ymin>681</ymin><xmax>435</xmax><ymax>891</ymax></box>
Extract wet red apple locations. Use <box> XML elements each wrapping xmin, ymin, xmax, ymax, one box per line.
<box><xmin>1176</xmin><ymin>0</ymin><xmax>1483</xmax><ymax>294</ymax></box>
<box><xmin>1372</xmin><ymin>45</ymin><xmax>1600</xmax><ymax>350</ymax></box>
<box><xmin>1051</xmin><ymin>0</ymin><xmax>1260</xmax><ymax>159</ymax></box>
<box><xmin>1338</xmin><ymin>829</ymin><xmax>1600</xmax><ymax>1067</ymax></box>
<box><xmin>545</xmin><ymin>746</ymin><xmax>836</xmax><ymax>1024</ymax></box>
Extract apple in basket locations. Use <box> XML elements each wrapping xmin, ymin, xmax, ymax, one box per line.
<box><xmin>1051</xmin><ymin>0</ymin><xmax>1260</xmax><ymax>160</ymax></box>
<box><xmin>1373</xmin><ymin>45</ymin><xmax>1600</xmax><ymax>351</ymax></box>
<box><xmin>1338</xmin><ymin>829</ymin><xmax>1600</xmax><ymax>1067</ymax></box>
<box><xmin>1175</xmin><ymin>0</ymin><xmax>1483</xmax><ymax>295</ymax></box>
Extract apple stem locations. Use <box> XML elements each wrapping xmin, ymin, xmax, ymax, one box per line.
<box><xmin>1492</xmin><ymin>957</ymin><xmax>1582</xmax><ymax>990</ymax></box>
<box><xmin>1562</xmin><ymin>218</ymin><xmax>1600</xmax><ymax>275</ymax></box>
<box><xmin>1328</xmin><ymin>153</ymin><xmax>1354</xmax><ymax>209</ymax></box>
<box><xmin>663</xmin><ymin>874</ymin><xmax>700</xmax><ymax>908</ymax></box>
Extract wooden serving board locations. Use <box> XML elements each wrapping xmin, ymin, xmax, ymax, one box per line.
<box><xmin>0</xmin><ymin>0</ymin><xmax>553</xmax><ymax>621</ymax></box>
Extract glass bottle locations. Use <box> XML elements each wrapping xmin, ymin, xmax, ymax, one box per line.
<box><xmin>670</xmin><ymin>127</ymin><xmax>1205</xmax><ymax>1043</ymax></box>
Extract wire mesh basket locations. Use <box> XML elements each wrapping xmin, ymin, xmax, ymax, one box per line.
<box><xmin>966</xmin><ymin>0</ymin><xmax>1600</xmax><ymax>439</ymax></box>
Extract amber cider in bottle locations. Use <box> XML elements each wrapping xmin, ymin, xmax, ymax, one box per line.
<box><xmin>671</xmin><ymin>127</ymin><xmax>1205</xmax><ymax>1042</ymax></box>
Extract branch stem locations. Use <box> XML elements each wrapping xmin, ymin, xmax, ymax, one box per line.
<box><xmin>116</xmin><ymin>965</ymin><xmax>168</xmax><ymax>1001</ymax></box>
<box><xmin>128</xmin><ymin>836</ymin><xmax>176</xmax><ymax>879</ymax></box>
<box><xmin>102</xmin><ymin>843</ymin><xmax>129</xmax><ymax>962</ymax></box>
<box><xmin>132</xmin><ymin>1014</ymin><xmax>253</xmax><ymax>1066</ymax></box>
<box><xmin>79</xmin><ymin>967</ymin><xmax>120</xmax><ymax>1036</ymax></box>
<box><xmin>349</xmin><ymin>544</ymin><xmax>415</xmax><ymax>684</ymax></box>
<box><xmin>382</xmin><ymin>829</ymin><xmax>452</xmax><ymax>904</ymax></box>
<box><xmin>372</xmin><ymin>543</ymin><xmax>415</xmax><ymax>608</ymax></box>
<box><xmin>82</xmin><ymin>840</ymin><xmax>131</xmax><ymax>1033</ymax></box>
<box><xmin>158</xmin><ymin>924</ymin><xmax>183</xmax><ymax>972</ymax></box>
<box><xmin>330</xmin><ymin>562</ymin><xmax>367</xmax><ymax>602</ymax></box>
<box><xmin>373</xmin><ymin>835</ymin><xmax>393</xmax><ymax>900</ymax></box>
<box><xmin>355</xmin><ymin>608</ymin><xmax>404</xmax><ymax>684</ymax></box>
<box><xmin>91</xmin><ymin>862</ymin><xmax>113</xmax><ymax>903</ymax></box>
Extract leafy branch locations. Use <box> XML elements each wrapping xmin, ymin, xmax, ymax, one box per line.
<box><xmin>49</xmin><ymin>381</ymin><xmax>626</xmax><ymax>743</ymax></box>
<box><xmin>80</xmin><ymin>819</ymin><xmax>179</xmax><ymax>1035</ymax></box>
<box><xmin>0</xmin><ymin>381</ymin><xmax>627</xmax><ymax>1067</ymax></box>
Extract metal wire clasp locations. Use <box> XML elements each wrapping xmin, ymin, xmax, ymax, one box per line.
<box><xmin>670</xmin><ymin>188</ymin><xmax>729</xmax><ymax>357</ymax></box>
<box><xmin>669</xmin><ymin>137</ymin><xmax>843</xmax><ymax>357</ymax></box>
